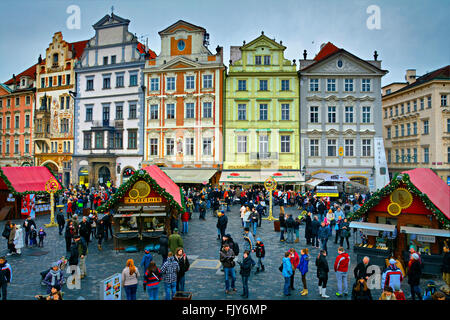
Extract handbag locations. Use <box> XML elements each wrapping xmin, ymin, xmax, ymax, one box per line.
<box><xmin>279</xmin><ymin>263</ymin><xmax>283</xmax><ymax>272</ymax></box>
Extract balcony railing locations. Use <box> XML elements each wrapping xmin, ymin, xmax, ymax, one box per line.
<box><xmin>249</xmin><ymin>152</ymin><xmax>279</xmax><ymax>160</ymax></box>
<box><xmin>34</xmin><ymin>132</ymin><xmax>51</xmax><ymax>139</ymax></box>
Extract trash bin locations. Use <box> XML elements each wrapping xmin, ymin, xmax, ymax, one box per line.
<box><xmin>274</xmin><ymin>220</ymin><xmax>280</xmax><ymax>232</ymax></box>
<box><xmin>173</xmin><ymin>291</ymin><xmax>192</xmax><ymax>300</ymax></box>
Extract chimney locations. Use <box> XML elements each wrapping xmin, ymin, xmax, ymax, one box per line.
<box><xmin>405</xmin><ymin>69</ymin><xmax>416</xmax><ymax>84</ymax></box>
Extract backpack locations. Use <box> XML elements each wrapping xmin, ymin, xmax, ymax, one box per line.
<box><xmin>232</xmin><ymin>242</ymin><xmax>240</xmax><ymax>256</ymax></box>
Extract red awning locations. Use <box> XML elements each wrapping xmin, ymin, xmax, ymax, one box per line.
<box><xmin>143</xmin><ymin>165</ymin><xmax>182</xmax><ymax>208</ymax></box>
<box><xmin>0</xmin><ymin>166</ymin><xmax>62</xmax><ymax>194</ymax></box>
<box><xmin>402</xmin><ymin>168</ymin><xmax>450</xmax><ymax>220</ymax></box>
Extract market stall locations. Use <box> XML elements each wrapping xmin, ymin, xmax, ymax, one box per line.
<box><xmin>0</xmin><ymin>166</ymin><xmax>62</xmax><ymax>220</ymax></box>
<box><xmin>348</xmin><ymin>168</ymin><xmax>450</xmax><ymax>275</ymax></box>
<box><xmin>96</xmin><ymin>165</ymin><xmax>185</xmax><ymax>252</ymax></box>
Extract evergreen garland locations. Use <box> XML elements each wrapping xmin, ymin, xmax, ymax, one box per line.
<box><xmin>97</xmin><ymin>168</ymin><xmax>185</xmax><ymax>214</ymax></box>
<box><xmin>348</xmin><ymin>173</ymin><xmax>450</xmax><ymax>229</ymax></box>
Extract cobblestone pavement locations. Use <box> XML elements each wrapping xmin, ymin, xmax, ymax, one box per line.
<box><xmin>0</xmin><ymin>204</ymin><xmax>444</xmax><ymax>300</ymax></box>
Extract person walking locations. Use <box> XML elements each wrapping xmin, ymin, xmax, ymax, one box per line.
<box><xmin>168</xmin><ymin>228</ymin><xmax>183</xmax><ymax>255</ymax></box>
<box><xmin>7</xmin><ymin>223</ymin><xmax>16</xmax><ymax>256</ymax></box>
<box><xmin>237</xmin><ymin>250</ymin><xmax>255</xmax><ymax>299</ymax></box>
<box><xmin>316</xmin><ymin>249</ymin><xmax>330</xmax><ymax>298</ymax></box>
<box><xmin>339</xmin><ymin>218</ymin><xmax>351</xmax><ymax>250</ymax></box>
<box><xmin>64</xmin><ymin>221</ymin><xmax>75</xmax><ymax>252</ymax></box>
<box><xmin>250</xmin><ymin>209</ymin><xmax>259</xmax><ymax>236</ymax></box>
<box><xmin>298</xmin><ymin>248</ymin><xmax>310</xmax><ymax>296</ymax></box>
<box><xmin>160</xmin><ymin>252</ymin><xmax>180</xmax><ymax>300</ymax></box>
<box><xmin>294</xmin><ymin>217</ymin><xmax>301</xmax><ymax>243</ymax></box>
<box><xmin>351</xmin><ymin>277</ymin><xmax>372</xmax><ymax>301</ymax></box>
<box><xmin>101</xmin><ymin>212</ymin><xmax>113</xmax><ymax>241</ymax></box>
<box><xmin>199</xmin><ymin>198</ymin><xmax>207</xmax><ymax>220</ymax></box>
<box><xmin>56</xmin><ymin>209</ymin><xmax>65</xmax><ymax>236</ymax></box>
<box><xmin>381</xmin><ymin>258</ymin><xmax>404</xmax><ymax>291</ymax></box>
<box><xmin>159</xmin><ymin>231</ymin><xmax>169</xmax><ymax>264</ymax></box>
<box><xmin>318</xmin><ymin>222</ymin><xmax>330</xmax><ymax>254</ymax></box>
<box><xmin>242</xmin><ymin>227</ymin><xmax>255</xmax><ymax>258</ymax></box>
<box><xmin>175</xmin><ymin>248</ymin><xmax>190</xmax><ymax>292</ymax></box>
<box><xmin>285</xmin><ymin>214</ymin><xmax>295</xmax><ymax>244</ymax></box>
<box><xmin>217</xmin><ymin>211</ymin><xmax>228</xmax><ymax>240</ymax></box>
<box><xmin>121</xmin><ymin>259</ymin><xmax>140</xmax><ymax>300</ymax></box>
<box><xmin>279</xmin><ymin>212</ymin><xmax>286</xmax><ymax>242</ymax></box>
<box><xmin>304</xmin><ymin>212</ymin><xmax>312</xmax><ymax>245</ymax></box>
<box><xmin>43</xmin><ymin>262</ymin><xmax>65</xmax><ymax>294</ymax></box>
<box><xmin>255</xmin><ymin>238</ymin><xmax>265</xmax><ymax>273</ymax></box>
<box><xmin>311</xmin><ymin>216</ymin><xmax>320</xmax><ymax>248</ymax></box>
<box><xmin>407</xmin><ymin>253</ymin><xmax>422</xmax><ymax>300</ymax></box>
<box><xmin>74</xmin><ymin>235</ymin><xmax>88</xmax><ymax>279</ymax></box>
<box><xmin>289</xmin><ymin>248</ymin><xmax>300</xmax><ymax>291</ymax></box>
<box><xmin>181</xmin><ymin>210</ymin><xmax>189</xmax><ymax>234</ymax></box>
<box><xmin>281</xmin><ymin>251</ymin><xmax>293</xmax><ymax>296</ymax></box>
<box><xmin>220</xmin><ymin>243</ymin><xmax>237</xmax><ymax>294</ymax></box>
<box><xmin>143</xmin><ymin>261</ymin><xmax>161</xmax><ymax>300</ymax></box>
<box><xmin>334</xmin><ymin>216</ymin><xmax>343</xmax><ymax>244</ymax></box>
<box><xmin>0</xmin><ymin>256</ymin><xmax>12</xmax><ymax>300</ymax></box>
<box><xmin>96</xmin><ymin>219</ymin><xmax>105</xmax><ymax>251</ymax></box>
<box><xmin>37</xmin><ymin>228</ymin><xmax>47</xmax><ymax>248</ymax></box>
<box><xmin>334</xmin><ymin>247</ymin><xmax>350</xmax><ymax>297</ymax></box>
<box><xmin>22</xmin><ymin>216</ymin><xmax>36</xmax><ymax>247</ymax></box>
<box><xmin>140</xmin><ymin>249</ymin><xmax>153</xmax><ymax>274</ymax></box>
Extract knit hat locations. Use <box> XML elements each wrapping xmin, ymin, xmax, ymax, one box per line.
<box><xmin>256</xmin><ymin>238</ymin><xmax>261</xmax><ymax>242</ymax></box>
<box><xmin>412</xmin><ymin>253</ymin><xmax>420</xmax><ymax>260</ymax></box>
<box><xmin>173</xmin><ymin>228</ymin><xmax>178</xmax><ymax>232</ymax></box>
<box><xmin>389</xmin><ymin>258</ymin><xmax>397</xmax><ymax>265</ymax></box>
<box><xmin>51</xmin><ymin>262</ymin><xmax>59</xmax><ymax>268</ymax></box>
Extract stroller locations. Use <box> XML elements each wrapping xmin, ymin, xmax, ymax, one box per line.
<box><xmin>40</xmin><ymin>257</ymin><xmax>68</xmax><ymax>286</ymax></box>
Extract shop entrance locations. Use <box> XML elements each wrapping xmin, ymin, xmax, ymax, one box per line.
<box><xmin>98</xmin><ymin>166</ymin><xmax>111</xmax><ymax>186</ymax></box>
<box><xmin>79</xmin><ymin>167</ymin><xmax>89</xmax><ymax>188</ymax></box>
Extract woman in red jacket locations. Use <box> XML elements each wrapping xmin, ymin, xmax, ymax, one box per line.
<box><xmin>289</xmin><ymin>248</ymin><xmax>300</xmax><ymax>290</ymax></box>
<box><xmin>66</xmin><ymin>199</ymin><xmax>73</xmax><ymax>219</ymax></box>
<box><xmin>181</xmin><ymin>211</ymin><xmax>189</xmax><ymax>234</ymax></box>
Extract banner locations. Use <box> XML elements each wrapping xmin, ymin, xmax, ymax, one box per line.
<box><xmin>101</xmin><ymin>273</ymin><xmax>122</xmax><ymax>300</ymax></box>
<box><xmin>21</xmin><ymin>194</ymin><xmax>36</xmax><ymax>218</ymax></box>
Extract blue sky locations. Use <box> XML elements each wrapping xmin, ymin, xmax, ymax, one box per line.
<box><xmin>0</xmin><ymin>0</ymin><xmax>448</xmax><ymax>85</ymax></box>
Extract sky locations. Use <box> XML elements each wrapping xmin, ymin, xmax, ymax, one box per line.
<box><xmin>0</xmin><ymin>0</ymin><xmax>449</xmax><ymax>85</ymax></box>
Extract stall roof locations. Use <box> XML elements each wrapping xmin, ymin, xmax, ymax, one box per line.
<box><xmin>349</xmin><ymin>221</ymin><xmax>396</xmax><ymax>233</ymax></box>
<box><xmin>143</xmin><ymin>165</ymin><xmax>183</xmax><ymax>208</ymax></box>
<box><xmin>0</xmin><ymin>166</ymin><xmax>62</xmax><ymax>194</ymax></box>
<box><xmin>220</xmin><ymin>171</ymin><xmax>304</xmax><ymax>183</ymax></box>
<box><xmin>402</xmin><ymin>168</ymin><xmax>450</xmax><ymax>220</ymax></box>
<box><xmin>305</xmin><ymin>178</ymin><xmax>324</xmax><ymax>188</ymax></box>
<box><xmin>400</xmin><ymin>226</ymin><xmax>450</xmax><ymax>238</ymax></box>
<box><xmin>161</xmin><ymin>168</ymin><xmax>217</xmax><ymax>184</ymax></box>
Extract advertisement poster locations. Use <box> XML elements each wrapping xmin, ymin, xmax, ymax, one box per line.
<box><xmin>21</xmin><ymin>194</ymin><xmax>36</xmax><ymax>218</ymax></box>
<box><xmin>101</xmin><ymin>273</ymin><xmax>122</xmax><ymax>300</ymax></box>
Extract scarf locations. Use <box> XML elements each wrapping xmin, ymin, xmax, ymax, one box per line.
<box><xmin>49</xmin><ymin>269</ymin><xmax>61</xmax><ymax>286</ymax></box>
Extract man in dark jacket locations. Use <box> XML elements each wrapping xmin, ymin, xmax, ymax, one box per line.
<box><xmin>285</xmin><ymin>214</ymin><xmax>295</xmax><ymax>243</ymax></box>
<box><xmin>304</xmin><ymin>213</ymin><xmax>312</xmax><ymax>245</ymax></box>
<box><xmin>316</xmin><ymin>249</ymin><xmax>330</xmax><ymax>298</ymax></box>
<box><xmin>408</xmin><ymin>253</ymin><xmax>422</xmax><ymax>300</ymax></box>
<box><xmin>255</xmin><ymin>238</ymin><xmax>265</xmax><ymax>273</ymax></box>
<box><xmin>159</xmin><ymin>231</ymin><xmax>169</xmax><ymax>264</ymax></box>
<box><xmin>318</xmin><ymin>222</ymin><xmax>330</xmax><ymax>254</ymax></box>
<box><xmin>79</xmin><ymin>217</ymin><xmax>90</xmax><ymax>244</ymax></box>
<box><xmin>311</xmin><ymin>216</ymin><xmax>321</xmax><ymax>248</ymax></box>
<box><xmin>217</xmin><ymin>211</ymin><xmax>228</xmax><ymax>240</ymax></box>
<box><xmin>56</xmin><ymin>209</ymin><xmax>65</xmax><ymax>235</ymax></box>
<box><xmin>220</xmin><ymin>244</ymin><xmax>236</xmax><ymax>294</ymax></box>
<box><xmin>101</xmin><ymin>212</ymin><xmax>113</xmax><ymax>240</ymax></box>
<box><xmin>353</xmin><ymin>256</ymin><xmax>375</xmax><ymax>281</ymax></box>
<box><xmin>96</xmin><ymin>219</ymin><xmax>105</xmax><ymax>250</ymax></box>
<box><xmin>22</xmin><ymin>216</ymin><xmax>37</xmax><ymax>247</ymax></box>
<box><xmin>237</xmin><ymin>250</ymin><xmax>255</xmax><ymax>298</ymax></box>
<box><xmin>0</xmin><ymin>256</ymin><xmax>12</xmax><ymax>300</ymax></box>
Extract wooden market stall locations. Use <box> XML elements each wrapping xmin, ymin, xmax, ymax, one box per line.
<box><xmin>349</xmin><ymin>168</ymin><xmax>450</xmax><ymax>275</ymax></box>
<box><xmin>0</xmin><ymin>166</ymin><xmax>62</xmax><ymax>220</ymax></box>
<box><xmin>96</xmin><ymin>165</ymin><xmax>185</xmax><ymax>252</ymax></box>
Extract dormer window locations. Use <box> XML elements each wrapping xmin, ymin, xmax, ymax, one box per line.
<box><xmin>21</xmin><ymin>79</ymin><xmax>26</xmax><ymax>87</ymax></box>
<box><xmin>53</xmin><ymin>53</ymin><xmax>59</xmax><ymax>65</ymax></box>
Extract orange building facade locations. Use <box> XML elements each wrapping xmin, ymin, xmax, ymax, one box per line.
<box><xmin>143</xmin><ymin>20</ymin><xmax>225</xmax><ymax>184</ymax></box>
<box><xmin>0</xmin><ymin>64</ymin><xmax>37</xmax><ymax>166</ymax></box>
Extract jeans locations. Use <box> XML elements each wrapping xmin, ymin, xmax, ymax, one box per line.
<box><xmin>410</xmin><ymin>284</ymin><xmax>422</xmax><ymax>300</ymax></box>
<box><xmin>257</xmin><ymin>257</ymin><xmax>264</xmax><ymax>269</ymax></box>
<box><xmin>224</xmin><ymin>267</ymin><xmax>236</xmax><ymax>291</ymax></box>
<box><xmin>0</xmin><ymin>282</ymin><xmax>7</xmax><ymax>300</ymax></box>
<box><xmin>182</xmin><ymin>221</ymin><xmax>188</xmax><ymax>233</ymax></box>
<box><xmin>242</xmin><ymin>275</ymin><xmax>249</xmax><ymax>297</ymax></box>
<box><xmin>177</xmin><ymin>275</ymin><xmax>185</xmax><ymax>292</ymax></box>
<box><xmin>335</xmin><ymin>271</ymin><xmax>348</xmax><ymax>294</ymax></box>
<box><xmin>295</xmin><ymin>229</ymin><xmax>299</xmax><ymax>240</ymax></box>
<box><xmin>320</xmin><ymin>238</ymin><xmax>328</xmax><ymax>253</ymax></box>
<box><xmin>284</xmin><ymin>276</ymin><xmax>291</xmax><ymax>295</ymax></box>
<box><xmin>124</xmin><ymin>284</ymin><xmax>137</xmax><ymax>300</ymax></box>
<box><xmin>164</xmin><ymin>282</ymin><xmax>177</xmax><ymax>300</ymax></box>
<box><xmin>280</xmin><ymin>227</ymin><xmax>285</xmax><ymax>241</ymax></box>
<box><xmin>286</xmin><ymin>228</ymin><xmax>294</xmax><ymax>243</ymax></box>
<box><xmin>340</xmin><ymin>236</ymin><xmax>350</xmax><ymax>249</ymax></box>
<box><xmin>252</xmin><ymin>222</ymin><xmax>257</xmax><ymax>235</ymax></box>
<box><xmin>147</xmin><ymin>285</ymin><xmax>159</xmax><ymax>300</ymax></box>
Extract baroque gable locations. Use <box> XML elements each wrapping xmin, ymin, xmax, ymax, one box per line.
<box><xmin>306</xmin><ymin>53</ymin><xmax>380</xmax><ymax>75</ymax></box>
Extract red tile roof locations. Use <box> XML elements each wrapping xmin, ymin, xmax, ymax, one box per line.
<box><xmin>4</xmin><ymin>64</ymin><xmax>37</xmax><ymax>85</ymax></box>
<box><xmin>137</xmin><ymin>42</ymin><xmax>157</xmax><ymax>60</ymax></box>
<box><xmin>313</xmin><ymin>42</ymin><xmax>340</xmax><ymax>62</ymax></box>
<box><xmin>67</xmin><ymin>40</ymin><xmax>89</xmax><ymax>60</ymax></box>
<box><xmin>143</xmin><ymin>165</ymin><xmax>182</xmax><ymax>208</ymax></box>
<box><xmin>402</xmin><ymin>168</ymin><xmax>450</xmax><ymax>220</ymax></box>
<box><xmin>0</xmin><ymin>166</ymin><xmax>62</xmax><ymax>194</ymax></box>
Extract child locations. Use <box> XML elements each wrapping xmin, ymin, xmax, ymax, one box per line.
<box><xmin>38</xmin><ymin>228</ymin><xmax>47</xmax><ymax>247</ymax></box>
<box><xmin>298</xmin><ymin>248</ymin><xmax>310</xmax><ymax>296</ymax></box>
<box><xmin>255</xmin><ymin>238</ymin><xmax>265</xmax><ymax>273</ymax></box>
<box><xmin>30</xmin><ymin>225</ymin><xmax>38</xmax><ymax>247</ymax></box>
<box><xmin>393</xmin><ymin>284</ymin><xmax>405</xmax><ymax>300</ymax></box>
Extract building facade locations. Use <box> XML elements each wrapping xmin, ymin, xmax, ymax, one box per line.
<box><xmin>299</xmin><ymin>42</ymin><xmax>389</xmax><ymax>191</ymax></box>
<box><xmin>142</xmin><ymin>20</ymin><xmax>225</xmax><ymax>184</ymax></box>
<box><xmin>73</xmin><ymin>13</ymin><xmax>153</xmax><ymax>188</ymax></box>
<box><xmin>222</xmin><ymin>32</ymin><xmax>302</xmax><ymax>186</ymax></box>
<box><xmin>34</xmin><ymin>32</ymin><xmax>88</xmax><ymax>186</ymax></box>
<box><xmin>0</xmin><ymin>64</ymin><xmax>36</xmax><ymax>166</ymax></box>
<box><xmin>382</xmin><ymin>66</ymin><xmax>450</xmax><ymax>184</ymax></box>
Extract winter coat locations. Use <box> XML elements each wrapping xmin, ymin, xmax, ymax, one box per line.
<box><xmin>143</xmin><ymin>268</ymin><xmax>161</xmax><ymax>287</ymax></box>
<box><xmin>290</xmin><ymin>251</ymin><xmax>300</xmax><ymax>270</ymax></box>
<box><xmin>217</xmin><ymin>215</ymin><xmax>228</xmax><ymax>230</ymax></box>
<box><xmin>353</xmin><ymin>262</ymin><xmax>374</xmax><ymax>280</ymax></box>
<box><xmin>442</xmin><ymin>252</ymin><xmax>450</xmax><ymax>274</ymax></box>
<box><xmin>158</xmin><ymin>234</ymin><xmax>169</xmax><ymax>256</ymax></box>
<box><xmin>318</xmin><ymin>225</ymin><xmax>330</xmax><ymax>239</ymax></box>
<box><xmin>140</xmin><ymin>252</ymin><xmax>153</xmax><ymax>272</ymax></box>
<box><xmin>14</xmin><ymin>227</ymin><xmax>24</xmax><ymax>249</ymax></box>
<box><xmin>243</xmin><ymin>232</ymin><xmax>255</xmax><ymax>252</ymax></box>
<box><xmin>334</xmin><ymin>252</ymin><xmax>350</xmax><ymax>273</ymax></box>
<box><xmin>220</xmin><ymin>248</ymin><xmax>236</xmax><ymax>268</ymax></box>
<box><xmin>0</xmin><ymin>261</ymin><xmax>12</xmax><ymax>284</ymax></box>
<box><xmin>351</xmin><ymin>282</ymin><xmax>372</xmax><ymax>301</ymax></box>
<box><xmin>340</xmin><ymin>222</ymin><xmax>351</xmax><ymax>238</ymax></box>
<box><xmin>168</xmin><ymin>233</ymin><xmax>184</xmax><ymax>254</ymax></box>
<box><xmin>22</xmin><ymin>219</ymin><xmax>36</xmax><ymax>233</ymax></box>
<box><xmin>68</xmin><ymin>242</ymin><xmax>79</xmax><ymax>265</ymax></box>
<box><xmin>56</xmin><ymin>213</ymin><xmax>65</xmax><ymax>226</ymax></box>
<box><xmin>381</xmin><ymin>265</ymin><xmax>403</xmax><ymax>291</ymax></box>
<box><xmin>239</xmin><ymin>256</ymin><xmax>255</xmax><ymax>277</ymax></box>
<box><xmin>315</xmin><ymin>254</ymin><xmax>329</xmax><ymax>279</ymax></box>
<box><xmin>304</xmin><ymin>215</ymin><xmax>312</xmax><ymax>238</ymax></box>
<box><xmin>311</xmin><ymin>220</ymin><xmax>320</xmax><ymax>236</ymax></box>
<box><xmin>160</xmin><ymin>257</ymin><xmax>179</xmax><ymax>284</ymax></box>
<box><xmin>279</xmin><ymin>215</ymin><xmax>286</xmax><ymax>228</ymax></box>
<box><xmin>8</xmin><ymin>226</ymin><xmax>16</xmax><ymax>244</ymax></box>
<box><xmin>255</xmin><ymin>242</ymin><xmax>265</xmax><ymax>258</ymax></box>
<box><xmin>285</xmin><ymin>216</ymin><xmax>295</xmax><ymax>229</ymax></box>
<box><xmin>175</xmin><ymin>254</ymin><xmax>190</xmax><ymax>278</ymax></box>
<box><xmin>282</xmin><ymin>257</ymin><xmax>293</xmax><ymax>278</ymax></box>
<box><xmin>407</xmin><ymin>260</ymin><xmax>422</xmax><ymax>286</ymax></box>
<box><xmin>298</xmin><ymin>254</ymin><xmax>309</xmax><ymax>275</ymax></box>
<box><xmin>44</xmin><ymin>269</ymin><xmax>65</xmax><ymax>288</ymax></box>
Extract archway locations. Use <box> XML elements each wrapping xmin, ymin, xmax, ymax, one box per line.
<box><xmin>42</xmin><ymin>161</ymin><xmax>59</xmax><ymax>174</ymax></box>
<box><xmin>98</xmin><ymin>166</ymin><xmax>111</xmax><ymax>186</ymax></box>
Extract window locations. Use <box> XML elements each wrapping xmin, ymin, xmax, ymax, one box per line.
<box><xmin>255</xmin><ymin>56</ymin><xmax>262</xmax><ymax>65</ymax></box>
<box><xmin>129</xmin><ymin>103</ymin><xmax>137</xmax><ymax>119</ymax></box>
<box><xmin>362</xmin><ymin>139</ymin><xmax>371</xmax><ymax>157</ymax></box>
<box><xmin>344</xmin><ymin>139</ymin><xmax>354</xmax><ymax>156</ymax></box>
<box><xmin>103</xmin><ymin>105</ymin><xmax>110</xmax><ymax>122</ymax></box>
<box><xmin>395</xmin><ymin>125</ymin><xmax>398</xmax><ymax>137</ymax></box>
<box><xmin>167</xmin><ymin>77</ymin><xmax>175</xmax><ymax>90</ymax></box>
<box><xmin>400</xmin><ymin>149</ymin><xmax>404</xmax><ymax>163</ymax></box>
<box><xmin>413</xmin><ymin>122</ymin><xmax>417</xmax><ymax>135</ymax></box>
<box><xmin>310</xmin><ymin>139</ymin><xmax>319</xmax><ymax>157</ymax></box>
<box><xmin>362</xmin><ymin>106</ymin><xmax>371</xmax><ymax>123</ymax></box>
<box><xmin>400</xmin><ymin>124</ymin><xmax>404</xmax><ymax>137</ymax></box>
<box><xmin>203</xmin><ymin>74</ymin><xmax>213</xmax><ymax>89</ymax></box>
<box><xmin>103</xmin><ymin>56</ymin><xmax>108</xmax><ymax>65</ymax></box>
<box><xmin>203</xmin><ymin>102</ymin><xmax>212</xmax><ymax>118</ymax></box>
<box><xmin>423</xmin><ymin>147</ymin><xmax>429</xmax><ymax>163</ymax></box>
<box><xmin>150</xmin><ymin>78</ymin><xmax>159</xmax><ymax>91</ymax></box>
<box><xmin>129</xmin><ymin>73</ymin><xmax>138</xmax><ymax>87</ymax></box>
<box><xmin>63</xmin><ymin>141</ymin><xmax>67</xmax><ymax>153</ymax></box>
<box><xmin>345</xmin><ymin>106</ymin><xmax>354</xmax><ymax>123</ymax></box>
<box><xmin>149</xmin><ymin>138</ymin><xmax>158</xmax><ymax>156</ymax></box>
<box><xmin>420</xmin><ymin>98</ymin><xmax>424</xmax><ymax>110</ymax></box>
<box><xmin>166</xmin><ymin>138</ymin><xmax>174</xmax><ymax>155</ymax></box>
<box><xmin>327</xmin><ymin>106</ymin><xmax>336</xmax><ymax>123</ymax></box>
<box><xmin>58</xmin><ymin>75</ymin><xmax>62</xmax><ymax>86</ymax></box>
<box><xmin>447</xmin><ymin>147</ymin><xmax>450</xmax><ymax>163</ymax></box>
<box><xmin>109</xmin><ymin>131</ymin><xmax>123</xmax><ymax>149</ymax></box>
<box><xmin>413</xmin><ymin>100</ymin><xmax>417</xmax><ymax>111</ymax></box>
<box><xmin>310</xmin><ymin>106</ymin><xmax>319</xmax><ymax>123</ymax></box>
<box><xmin>60</xmin><ymin>97</ymin><xmax>64</xmax><ymax>110</ymax></box>
<box><xmin>83</xmin><ymin>132</ymin><xmax>91</xmax><ymax>150</ymax></box>
<box><xmin>166</xmin><ymin>104</ymin><xmax>175</xmax><ymax>119</ymax></box>
<box><xmin>401</xmin><ymin>104</ymin><xmax>404</xmax><ymax>114</ymax></box>
<box><xmin>116</xmin><ymin>74</ymin><xmax>124</xmax><ymax>87</ymax></box>
<box><xmin>237</xmin><ymin>136</ymin><xmax>247</xmax><ymax>153</ymax></box>
<box><xmin>111</xmin><ymin>55</ymin><xmax>116</xmax><ymax>64</ymax></box>
<box><xmin>14</xmin><ymin>115</ymin><xmax>19</xmax><ymax>129</ymax></box>
<box><xmin>395</xmin><ymin>149</ymin><xmax>399</xmax><ymax>163</ymax></box>
<box><xmin>281</xmin><ymin>135</ymin><xmax>291</xmax><ymax>153</ymax></box>
<box><xmin>128</xmin><ymin>130</ymin><xmax>137</xmax><ymax>149</ymax></box>
<box><xmin>25</xmin><ymin>139</ymin><xmax>29</xmax><ymax>154</ymax></box>
<box><xmin>203</xmin><ymin>138</ymin><xmax>212</xmax><ymax>156</ymax></box>
<box><xmin>53</xmin><ymin>53</ymin><xmax>58</xmax><ymax>64</ymax></box>
<box><xmin>426</xmin><ymin>96</ymin><xmax>431</xmax><ymax>108</ymax></box>
<box><xmin>0</xmin><ymin>141</ymin><xmax>2</xmax><ymax>154</ymax></box>
<box><xmin>0</xmin><ymin>118</ymin><xmax>2</xmax><ymax>130</ymax></box>
<box><xmin>387</xmin><ymin>149</ymin><xmax>391</xmax><ymax>163</ymax></box>
<box><xmin>66</xmin><ymin>96</ymin><xmax>71</xmax><ymax>110</ymax></box>
<box><xmin>327</xmin><ymin>139</ymin><xmax>337</xmax><ymax>157</ymax></box>
<box><xmin>407</xmin><ymin>123</ymin><xmax>411</xmax><ymax>136</ymax></box>
<box><xmin>61</xmin><ymin>118</ymin><xmax>69</xmax><ymax>133</ymax></box>
<box><xmin>407</xmin><ymin>102</ymin><xmax>410</xmax><ymax>113</ymax></box>
<box><xmin>86</xmin><ymin>78</ymin><xmax>94</xmax><ymax>91</ymax></box>
<box><xmin>103</xmin><ymin>76</ymin><xmax>111</xmax><ymax>89</ymax></box>
<box><xmin>259</xmin><ymin>80</ymin><xmax>268</xmax><ymax>91</ymax></box>
<box><xmin>413</xmin><ymin>148</ymin><xmax>418</xmax><ymax>163</ymax></box>
<box><xmin>395</xmin><ymin>106</ymin><xmax>398</xmax><ymax>116</ymax></box>
<box><xmin>66</xmin><ymin>74</ymin><xmax>71</xmax><ymax>86</ymax></box>
<box><xmin>238</xmin><ymin>80</ymin><xmax>247</xmax><ymax>91</ymax></box>
<box><xmin>41</xmin><ymin>78</ymin><xmax>45</xmax><ymax>88</ymax></box>
<box><xmin>327</xmin><ymin>79</ymin><xmax>336</xmax><ymax>92</ymax></box>
<box><xmin>115</xmin><ymin>105</ymin><xmax>123</xmax><ymax>120</ymax></box>
<box><xmin>14</xmin><ymin>140</ymin><xmax>19</xmax><ymax>154</ymax></box>
<box><xmin>390</xmin><ymin>107</ymin><xmax>393</xmax><ymax>117</ymax></box>
<box><xmin>150</xmin><ymin>105</ymin><xmax>158</xmax><ymax>120</ymax></box>
<box><xmin>186</xmin><ymin>76</ymin><xmax>195</xmax><ymax>90</ymax></box>
<box><xmin>238</xmin><ymin>104</ymin><xmax>246</xmax><ymax>120</ymax></box>
<box><xmin>259</xmin><ymin>104</ymin><xmax>268</xmax><ymax>120</ymax></box>
<box><xmin>281</xmin><ymin>104</ymin><xmax>290</xmax><ymax>120</ymax></box>
<box><xmin>95</xmin><ymin>131</ymin><xmax>104</xmax><ymax>149</ymax></box>
<box><xmin>49</xmin><ymin>77</ymin><xmax>53</xmax><ymax>87</ymax></box>
<box><xmin>384</xmin><ymin>108</ymin><xmax>387</xmax><ymax>119</ymax></box>
<box><xmin>447</xmin><ymin>119</ymin><xmax>450</xmax><ymax>132</ymax></box>
<box><xmin>5</xmin><ymin>140</ymin><xmax>9</xmax><ymax>154</ymax></box>
<box><xmin>263</xmin><ymin>55</ymin><xmax>270</xmax><ymax>65</ymax></box>
<box><xmin>25</xmin><ymin>114</ymin><xmax>30</xmax><ymax>128</ymax></box>
<box><xmin>185</xmin><ymin>138</ymin><xmax>194</xmax><ymax>156</ymax></box>
<box><xmin>15</xmin><ymin>97</ymin><xmax>20</xmax><ymax>106</ymax></box>
<box><xmin>361</xmin><ymin>79</ymin><xmax>371</xmax><ymax>92</ymax></box>
<box><xmin>344</xmin><ymin>78</ymin><xmax>354</xmax><ymax>92</ymax></box>
<box><xmin>309</xmin><ymin>79</ymin><xmax>319</xmax><ymax>92</ymax></box>
<box><xmin>6</xmin><ymin>116</ymin><xmax>10</xmax><ymax>129</ymax></box>
<box><xmin>387</xmin><ymin>127</ymin><xmax>391</xmax><ymax>139</ymax></box>
<box><xmin>281</xmin><ymin>80</ymin><xmax>290</xmax><ymax>91</ymax></box>
<box><xmin>185</xmin><ymin>103</ymin><xmax>195</xmax><ymax>119</ymax></box>
<box><xmin>442</xmin><ymin>95</ymin><xmax>448</xmax><ymax>107</ymax></box>
<box><xmin>423</xmin><ymin>120</ymin><xmax>429</xmax><ymax>134</ymax></box>
<box><xmin>86</xmin><ymin>106</ymin><xmax>93</xmax><ymax>121</ymax></box>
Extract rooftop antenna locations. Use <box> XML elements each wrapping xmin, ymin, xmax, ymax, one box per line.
<box><xmin>111</xmin><ymin>5</ymin><xmax>114</xmax><ymax>15</ymax></box>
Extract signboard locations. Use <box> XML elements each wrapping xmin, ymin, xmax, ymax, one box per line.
<box><xmin>21</xmin><ymin>194</ymin><xmax>36</xmax><ymax>218</ymax></box>
<box><xmin>316</xmin><ymin>186</ymin><xmax>339</xmax><ymax>197</ymax></box>
<box><xmin>122</xmin><ymin>180</ymin><xmax>165</xmax><ymax>205</ymax></box>
<box><xmin>417</xmin><ymin>235</ymin><xmax>436</xmax><ymax>243</ymax></box>
<box><xmin>101</xmin><ymin>273</ymin><xmax>122</xmax><ymax>300</ymax></box>
<box><xmin>362</xmin><ymin>229</ymin><xmax>380</xmax><ymax>237</ymax></box>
